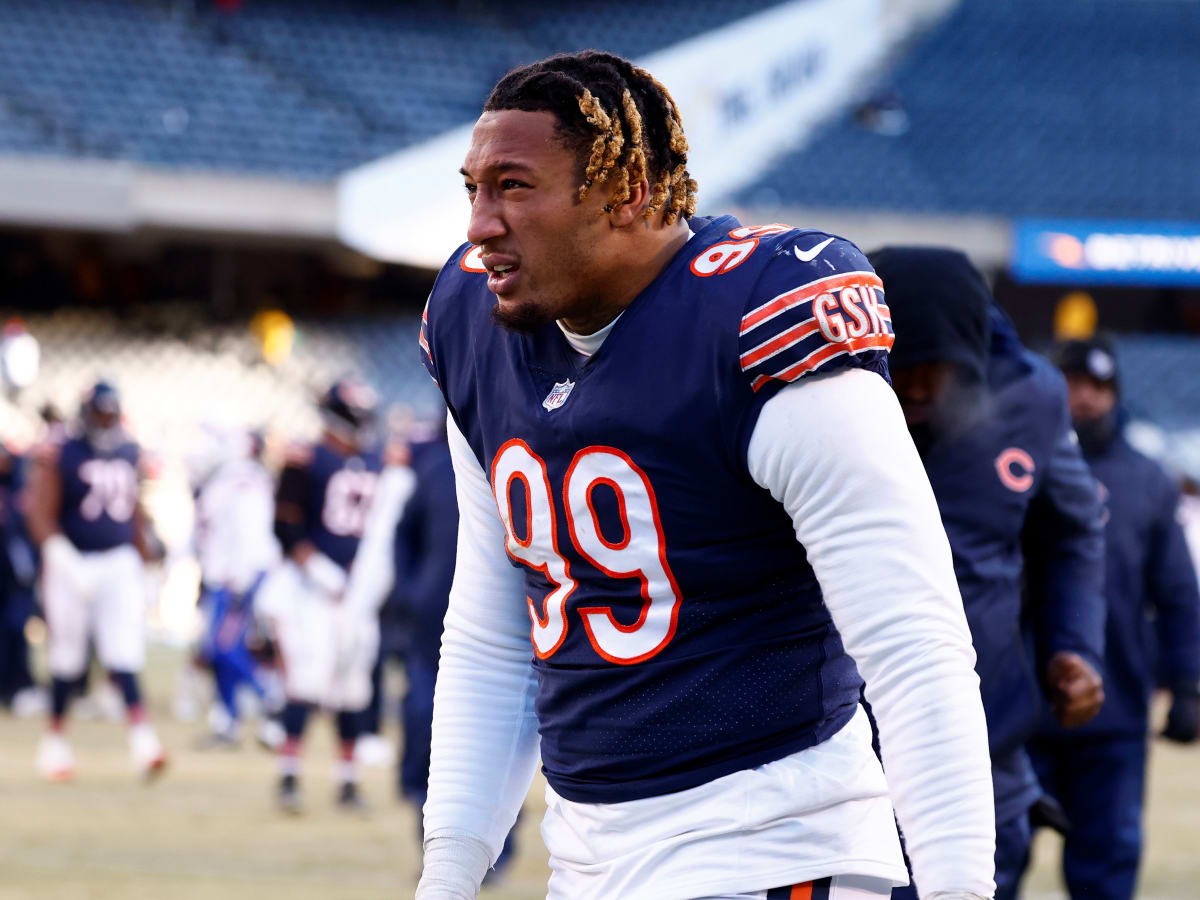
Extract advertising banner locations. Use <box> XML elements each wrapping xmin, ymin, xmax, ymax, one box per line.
<box><xmin>1013</xmin><ymin>219</ymin><xmax>1200</xmax><ymax>286</ymax></box>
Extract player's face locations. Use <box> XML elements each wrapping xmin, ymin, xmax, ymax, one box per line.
<box><xmin>889</xmin><ymin>361</ymin><xmax>957</xmax><ymax>427</ymax></box>
<box><xmin>462</xmin><ymin>110</ymin><xmax>613</xmax><ymax>332</ymax></box>
<box><xmin>1065</xmin><ymin>373</ymin><xmax>1116</xmax><ymax>424</ymax></box>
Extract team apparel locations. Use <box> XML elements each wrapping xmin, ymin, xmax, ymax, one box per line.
<box><xmin>42</xmin><ymin>434</ymin><xmax>146</xmax><ymax>678</ymax></box>
<box><xmin>418</xmin><ymin>218</ymin><xmax>995</xmax><ymax>898</ymax></box>
<box><xmin>1029</xmin><ymin>410</ymin><xmax>1200</xmax><ymax>899</ymax></box>
<box><xmin>58</xmin><ymin>434</ymin><xmax>139</xmax><ymax>552</ymax></box>
<box><xmin>422</xmin><ymin>218</ymin><xmax>893</xmax><ymax>803</ymax></box>
<box><xmin>194</xmin><ymin>454</ymin><xmax>281</xmax><ymax>732</ymax></box>
<box><xmin>194</xmin><ymin>456</ymin><xmax>280</xmax><ymax>596</ymax></box>
<box><xmin>299</xmin><ymin>444</ymin><xmax>382</xmax><ymax>571</ymax></box>
<box><xmin>257</xmin><ymin>443</ymin><xmax>382</xmax><ymax>709</ymax></box>
<box><xmin>43</xmin><ymin>543</ymin><xmax>145</xmax><ymax>677</ymax></box>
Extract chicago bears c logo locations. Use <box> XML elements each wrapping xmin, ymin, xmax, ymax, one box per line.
<box><xmin>995</xmin><ymin>448</ymin><xmax>1035</xmax><ymax>493</ymax></box>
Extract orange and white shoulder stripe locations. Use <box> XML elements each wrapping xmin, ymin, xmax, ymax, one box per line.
<box><xmin>749</xmin><ymin>331</ymin><xmax>895</xmax><ymax>392</ymax></box>
<box><xmin>741</xmin><ymin>271</ymin><xmax>883</xmax><ymax>336</ymax></box>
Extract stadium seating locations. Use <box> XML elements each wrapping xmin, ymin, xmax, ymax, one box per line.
<box><xmin>3</xmin><ymin>306</ymin><xmax>439</xmax><ymax>454</ymax></box>
<box><xmin>738</xmin><ymin>0</ymin><xmax>1200</xmax><ymax>220</ymax></box>
<box><xmin>1116</xmin><ymin>336</ymin><xmax>1200</xmax><ymax>433</ymax></box>
<box><xmin>0</xmin><ymin>0</ymin><xmax>784</xmax><ymax>178</ymax></box>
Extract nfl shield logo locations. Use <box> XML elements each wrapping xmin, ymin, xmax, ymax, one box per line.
<box><xmin>542</xmin><ymin>380</ymin><xmax>575</xmax><ymax>412</ymax></box>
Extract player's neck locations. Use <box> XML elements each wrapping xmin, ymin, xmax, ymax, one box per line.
<box><xmin>559</xmin><ymin>223</ymin><xmax>691</xmax><ymax>335</ymax></box>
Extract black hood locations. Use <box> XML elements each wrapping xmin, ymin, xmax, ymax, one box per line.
<box><xmin>869</xmin><ymin>246</ymin><xmax>993</xmax><ymax>383</ymax></box>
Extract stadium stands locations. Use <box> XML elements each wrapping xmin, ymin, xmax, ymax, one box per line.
<box><xmin>1117</xmin><ymin>336</ymin><xmax>1200</xmax><ymax>433</ymax></box>
<box><xmin>738</xmin><ymin>0</ymin><xmax>1200</xmax><ymax>220</ymax></box>
<box><xmin>0</xmin><ymin>0</ymin><xmax>786</xmax><ymax>178</ymax></box>
<box><xmin>0</xmin><ymin>306</ymin><xmax>438</xmax><ymax>453</ymax></box>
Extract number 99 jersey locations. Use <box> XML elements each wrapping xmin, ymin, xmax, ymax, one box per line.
<box><xmin>421</xmin><ymin>215</ymin><xmax>894</xmax><ymax>804</ymax></box>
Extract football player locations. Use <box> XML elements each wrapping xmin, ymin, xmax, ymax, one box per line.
<box><xmin>26</xmin><ymin>380</ymin><xmax>166</xmax><ymax>780</ymax></box>
<box><xmin>0</xmin><ymin>443</ymin><xmax>38</xmax><ymax>713</ymax></box>
<box><xmin>415</xmin><ymin>52</ymin><xmax>994</xmax><ymax>900</ymax></box>
<box><xmin>1025</xmin><ymin>338</ymin><xmax>1200</xmax><ymax>900</ymax></box>
<box><xmin>189</xmin><ymin>427</ymin><xmax>282</xmax><ymax>747</ymax></box>
<box><xmin>869</xmin><ymin>247</ymin><xmax>1107</xmax><ymax>900</ymax></box>
<box><xmin>256</xmin><ymin>377</ymin><xmax>382</xmax><ymax>813</ymax></box>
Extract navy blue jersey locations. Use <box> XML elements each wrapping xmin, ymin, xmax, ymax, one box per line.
<box><xmin>1057</xmin><ymin>430</ymin><xmax>1200</xmax><ymax>736</ymax></box>
<box><xmin>56</xmin><ymin>435</ymin><xmax>140</xmax><ymax>553</ymax></box>
<box><xmin>921</xmin><ymin>310</ymin><xmax>1104</xmax><ymax>823</ymax></box>
<box><xmin>421</xmin><ymin>215</ymin><xmax>895</xmax><ymax>803</ymax></box>
<box><xmin>393</xmin><ymin>436</ymin><xmax>459</xmax><ymax>669</ymax></box>
<box><xmin>279</xmin><ymin>443</ymin><xmax>381</xmax><ymax>571</ymax></box>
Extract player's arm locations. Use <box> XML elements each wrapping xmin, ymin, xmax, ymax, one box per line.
<box><xmin>133</xmin><ymin>452</ymin><xmax>166</xmax><ymax>563</ymax></box>
<box><xmin>1146</xmin><ymin>469</ymin><xmax>1200</xmax><ymax>743</ymax></box>
<box><xmin>24</xmin><ymin>444</ymin><xmax>61</xmax><ymax>548</ymax></box>
<box><xmin>747</xmin><ymin>370</ymin><xmax>994</xmax><ymax>898</ymax></box>
<box><xmin>343</xmin><ymin>462</ymin><xmax>416</xmax><ymax>613</ymax></box>
<box><xmin>738</xmin><ymin>235</ymin><xmax>989</xmax><ymax>892</ymax></box>
<box><xmin>274</xmin><ymin>451</ymin><xmax>345</xmax><ymax>595</ymax></box>
<box><xmin>416</xmin><ymin>413</ymin><xmax>539</xmax><ymax>900</ymax></box>
<box><xmin>1021</xmin><ymin>391</ymin><xmax>1106</xmax><ymax>727</ymax></box>
<box><xmin>23</xmin><ymin>444</ymin><xmax>90</xmax><ymax>593</ymax></box>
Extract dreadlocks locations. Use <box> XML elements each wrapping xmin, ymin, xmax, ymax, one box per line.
<box><xmin>483</xmin><ymin>51</ymin><xmax>699</xmax><ymax>224</ymax></box>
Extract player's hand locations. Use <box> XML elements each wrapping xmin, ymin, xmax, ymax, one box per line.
<box><xmin>1161</xmin><ymin>687</ymin><xmax>1200</xmax><ymax>744</ymax></box>
<box><xmin>1047</xmin><ymin>651</ymin><xmax>1104</xmax><ymax>728</ymax></box>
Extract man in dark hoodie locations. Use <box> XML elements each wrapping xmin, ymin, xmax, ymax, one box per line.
<box><xmin>1025</xmin><ymin>337</ymin><xmax>1200</xmax><ymax>900</ymax></box>
<box><xmin>869</xmin><ymin>247</ymin><xmax>1107</xmax><ymax>900</ymax></box>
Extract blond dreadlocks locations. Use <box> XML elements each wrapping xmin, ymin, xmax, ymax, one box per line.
<box><xmin>483</xmin><ymin>51</ymin><xmax>699</xmax><ymax>225</ymax></box>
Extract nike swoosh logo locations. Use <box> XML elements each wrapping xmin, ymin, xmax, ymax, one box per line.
<box><xmin>793</xmin><ymin>237</ymin><xmax>835</xmax><ymax>263</ymax></box>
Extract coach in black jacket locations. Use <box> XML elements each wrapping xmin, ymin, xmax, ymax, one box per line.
<box><xmin>1027</xmin><ymin>336</ymin><xmax>1200</xmax><ymax>900</ymax></box>
<box><xmin>870</xmin><ymin>247</ymin><xmax>1107</xmax><ymax>900</ymax></box>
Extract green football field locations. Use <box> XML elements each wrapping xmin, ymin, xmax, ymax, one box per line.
<box><xmin>1</xmin><ymin>645</ymin><xmax>1196</xmax><ymax>899</ymax></box>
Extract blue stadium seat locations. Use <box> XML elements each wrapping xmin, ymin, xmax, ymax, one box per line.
<box><xmin>0</xmin><ymin>0</ymin><xmax>785</xmax><ymax>177</ymax></box>
<box><xmin>736</xmin><ymin>0</ymin><xmax>1200</xmax><ymax>220</ymax></box>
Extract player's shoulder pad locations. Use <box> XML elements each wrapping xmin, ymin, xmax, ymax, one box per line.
<box><xmin>420</xmin><ymin>241</ymin><xmax>491</xmax><ymax>387</ymax></box>
<box><xmin>726</xmin><ymin>225</ymin><xmax>894</xmax><ymax>393</ymax></box>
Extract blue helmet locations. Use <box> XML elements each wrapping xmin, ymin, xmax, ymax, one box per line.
<box><xmin>320</xmin><ymin>375</ymin><xmax>378</xmax><ymax>446</ymax></box>
<box><xmin>81</xmin><ymin>379</ymin><xmax>123</xmax><ymax>451</ymax></box>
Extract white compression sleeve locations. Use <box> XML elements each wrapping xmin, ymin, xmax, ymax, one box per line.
<box><xmin>746</xmin><ymin>368</ymin><xmax>995</xmax><ymax>898</ymax></box>
<box><xmin>416</xmin><ymin>413</ymin><xmax>540</xmax><ymax>899</ymax></box>
<box><xmin>344</xmin><ymin>464</ymin><xmax>415</xmax><ymax>614</ymax></box>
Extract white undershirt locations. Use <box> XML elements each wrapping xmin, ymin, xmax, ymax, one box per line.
<box><xmin>417</xmin><ymin>369</ymin><xmax>994</xmax><ymax>900</ymax></box>
<box><xmin>556</xmin><ymin>228</ymin><xmax>693</xmax><ymax>359</ymax></box>
<box><xmin>557</xmin><ymin>314</ymin><xmax>623</xmax><ymax>358</ymax></box>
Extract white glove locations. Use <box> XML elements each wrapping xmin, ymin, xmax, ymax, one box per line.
<box><xmin>303</xmin><ymin>551</ymin><xmax>348</xmax><ymax>597</ymax></box>
<box><xmin>927</xmin><ymin>893</ymin><xmax>992</xmax><ymax>900</ymax></box>
<box><xmin>42</xmin><ymin>534</ymin><xmax>93</xmax><ymax>596</ymax></box>
<box><xmin>415</xmin><ymin>833</ymin><xmax>492</xmax><ymax>900</ymax></box>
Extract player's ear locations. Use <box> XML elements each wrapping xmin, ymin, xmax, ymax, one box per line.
<box><xmin>608</xmin><ymin>177</ymin><xmax>651</xmax><ymax>228</ymax></box>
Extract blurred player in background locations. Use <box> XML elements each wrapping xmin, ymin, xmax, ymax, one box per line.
<box><xmin>391</xmin><ymin>418</ymin><xmax>455</xmax><ymax>813</ymax></box>
<box><xmin>1025</xmin><ymin>337</ymin><xmax>1200</xmax><ymax>900</ymax></box>
<box><xmin>26</xmin><ymin>379</ymin><xmax>166</xmax><ymax>781</ymax></box>
<box><xmin>189</xmin><ymin>426</ymin><xmax>282</xmax><ymax>747</ymax></box>
<box><xmin>256</xmin><ymin>376</ymin><xmax>382</xmax><ymax>813</ymax></box>
<box><xmin>870</xmin><ymin>247</ymin><xmax>1106</xmax><ymax>900</ymax></box>
<box><xmin>0</xmin><ymin>443</ymin><xmax>39</xmax><ymax>714</ymax></box>
<box><xmin>417</xmin><ymin>51</ymin><xmax>994</xmax><ymax>900</ymax></box>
